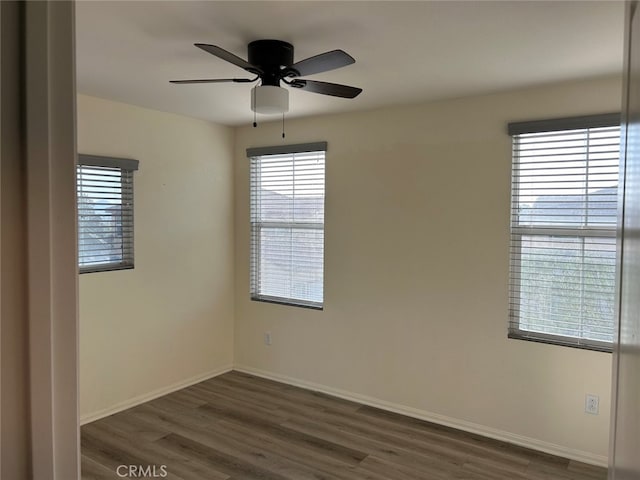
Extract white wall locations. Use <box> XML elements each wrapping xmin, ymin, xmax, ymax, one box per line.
<box><xmin>78</xmin><ymin>95</ymin><xmax>235</xmax><ymax>421</ymax></box>
<box><xmin>233</xmin><ymin>76</ymin><xmax>621</xmax><ymax>464</ymax></box>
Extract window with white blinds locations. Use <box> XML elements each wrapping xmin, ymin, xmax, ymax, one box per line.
<box><xmin>77</xmin><ymin>154</ymin><xmax>139</xmax><ymax>273</ymax></box>
<box><xmin>508</xmin><ymin>114</ymin><xmax>620</xmax><ymax>351</ymax></box>
<box><xmin>248</xmin><ymin>142</ymin><xmax>326</xmax><ymax>309</ymax></box>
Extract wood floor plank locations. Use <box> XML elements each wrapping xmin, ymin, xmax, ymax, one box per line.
<box><xmin>210</xmin><ymin>420</ymin><xmax>353</xmax><ymax>480</ymax></box>
<box><xmin>567</xmin><ymin>460</ymin><xmax>609</xmax><ymax>479</ymax></box>
<box><xmin>281</xmin><ymin>406</ymin><xmax>470</xmax><ymax>466</ymax></box>
<box><xmin>131</xmin><ymin>403</ymin><xmax>344</xmax><ymax>480</ymax></box>
<box><xmin>525</xmin><ymin>458</ymin><xmax>605</xmax><ymax>480</ymax></box>
<box><xmin>82</xmin><ymin>455</ymin><xmax>119</xmax><ymax>480</ymax></box>
<box><xmin>357</xmin><ymin>454</ymin><xmax>450</xmax><ymax>480</ymax></box>
<box><xmin>213</xmin><ymin>372</ymin><xmax>361</xmax><ymax>413</ymax></box>
<box><xmin>353</xmin><ymin>405</ymin><xmax>546</xmax><ymax>469</ymax></box>
<box><xmin>82</xmin><ymin>427</ymin><xmax>185</xmax><ymax>480</ymax></box>
<box><xmin>95</xmin><ymin>410</ymin><xmax>169</xmax><ymax>443</ymax></box>
<box><xmin>281</xmin><ymin>417</ymin><xmax>468</xmax><ymax>479</ymax></box>
<box><xmin>196</xmin><ymin>401</ymin><xmax>368</xmax><ymax>465</ymax></box>
<box><xmin>202</xmin><ymin>376</ymin><xmax>526</xmax><ymax>473</ymax></box>
<box><xmin>85</xmin><ymin>419</ymin><xmax>230</xmax><ymax>480</ymax></box>
<box><xmin>163</xmin><ymin>389</ymin><xmax>210</xmax><ymax>409</ymax></box>
<box><xmin>188</xmin><ymin>384</ymin><xmax>292</xmax><ymax>422</ymax></box>
<box><xmin>212</xmin><ymin>418</ymin><xmax>381</xmax><ymax>480</ymax></box>
<box><xmin>198</xmin><ymin>377</ymin><xmax>477</xmax><ymax>467</ymax></box>
<box><xmin>156</xmin><ymin>432</ymin><xmax>295</xmax><ymax>480</ymax></box>
<box><xmin>132</xmin><ymin>398</ymin><xmax>221</xmax><ymax>430</ymax></box>
<box><xmin>81</xmin><ymin>372</ymin><xmax>608</xmax><ymax>480</ymax></box>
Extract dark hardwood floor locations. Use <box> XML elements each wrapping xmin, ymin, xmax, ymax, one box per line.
<box><xmin>81</xmin><ymin>371</ymin><xmax>607</xmax><ymax>480</ymax></box>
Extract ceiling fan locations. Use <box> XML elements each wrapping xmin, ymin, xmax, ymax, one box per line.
<box><xmin>170</xmin><ymin>40</ymin><xmax>363</xmax><ymax>116</ymax></box>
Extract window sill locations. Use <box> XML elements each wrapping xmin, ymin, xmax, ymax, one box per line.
<box><xmin>251</xmin><ymin>295</ymin><xmax>323</xmax><ymax>311</ymax></box>
<box><xmin>508</xmin><ymin>331</ymin><xmax>612</xmax><ymax>353</ymax></box>
<box><xmin>79</xmin><ymin>264</ymin><xmax>134</xmax><ymax>274</ymax></box>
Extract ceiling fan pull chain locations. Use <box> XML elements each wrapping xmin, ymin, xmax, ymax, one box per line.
<box><xmin>282</xmin><ymin>113</ymin><xmax>286</xmax><ymax>139</ymax></box>
<box><xmin>253</xmin><ymin>87</ymin><xmax>257</xmax><ymax>127</ymax></box>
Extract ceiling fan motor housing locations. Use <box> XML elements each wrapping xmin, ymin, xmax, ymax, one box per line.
<box><xmin>248</xmin><ymin>40</ymin><xmax>294</xmax><ymax>86</ymax></box>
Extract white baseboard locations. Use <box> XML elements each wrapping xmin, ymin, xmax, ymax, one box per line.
<box><xmin>233</xmin><ymin>364</ymin><xmax>608</xmax><ymax>468</ymax></box>
<box><xmin>80</xmin><ymin>364</ymin><xmax>233</xmax><ymax>425</ymax></box>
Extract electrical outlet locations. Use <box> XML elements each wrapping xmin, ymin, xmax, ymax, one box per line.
<box><xmin>585</xmin><ymin>394</ymin><xmax>599</xmax><ymax>415</ymax></box>
<box><xmin>264</xmin><ymin>331</ymin><xmax>272</xmax><ymax>346</ymax></box>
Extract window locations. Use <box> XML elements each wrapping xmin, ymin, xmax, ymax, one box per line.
<box><xmin>508</xmin><ymin>114</ymin><xmax>620</xmax><ymax>351</ymax></box>
<box><xmin>77</xmin><ymin>154</ymin><xmax>139</xmax><ymax>273</ymax></box>
<box><xmin>248</xmin><ymin>142</ymin><xmax>326</xmax><ymax>309</ymax></box>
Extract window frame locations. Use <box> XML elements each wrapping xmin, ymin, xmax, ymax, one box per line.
<box><xmin>247</xmin><ymin>142</ymin><xmax>327</xmax><ymax>310</ymax></box>
<box><xmin>77</xmin><ymin>154</ymin><xmax>139</xmax><ymax>274</ymax></box>
<box><xmin>507</xmin><ymin>113</ymin><xmax>620</xmax><ymax>352</ymax></box>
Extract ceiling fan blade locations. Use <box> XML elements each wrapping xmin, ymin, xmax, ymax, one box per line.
<box><xmin>287</xmin><ymin>50</ymin><xmax>355</xmax><ymax>77</ymax></box>
<box><xmin>290</xmin><ymin>79</ymin><xmax>362</xmax><ymax>98</ymax></box>
<box><xmin>194</xmin><ymin>43</ymin><xmax>262</xmax><ymax>74</ymax></box>
<box><xmin>170</xmin><ymin>78</ymin><xmax>255</xmax><ymax>84</ymax></box>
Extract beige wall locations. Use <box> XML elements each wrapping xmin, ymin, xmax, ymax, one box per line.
<box><xmin>234</xmin><ymin>76</ymin><xmax>621</xmax><ymax>463</ymax></box>
<box><xmin>78</xmin><ymin>95</ymin><xmax>235</xmax><ymax>420</ymax></box>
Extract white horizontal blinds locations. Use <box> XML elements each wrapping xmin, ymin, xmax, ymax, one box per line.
<box><xmin>77</xmin><ymin>157</ymin><xmax>136</xmax><ymax>273</ymax></box>
<box><xmin>509</xmin><ymin>117</ymin><xmax>620</xmax><ymax>350</ymax></box>
<box><xmin>249</xmin><ymin>145</ymin><xmax>326</xmax><ymax>308</ymax></box>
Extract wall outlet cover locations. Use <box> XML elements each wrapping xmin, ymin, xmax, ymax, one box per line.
<box><xmin>585</xmin><ymin>394</ymin><xmax>599</xmax><ymax>415</ymax></box>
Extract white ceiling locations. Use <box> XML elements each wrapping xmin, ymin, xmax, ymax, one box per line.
<box><xmin>76</xmin><ymin>1</ymin><xmax>625</xmax><ymax>127</ymax></box>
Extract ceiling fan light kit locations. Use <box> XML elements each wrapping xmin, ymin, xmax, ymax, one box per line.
<box><xmin>171</xmin><ymin>39</ymin><xmax>362</xmax><ymax>128</ymax></box>
<box><xmin>252</xmin><ymin>85</ymin><xmax>289</xmax><ymax>115</ymax></box>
